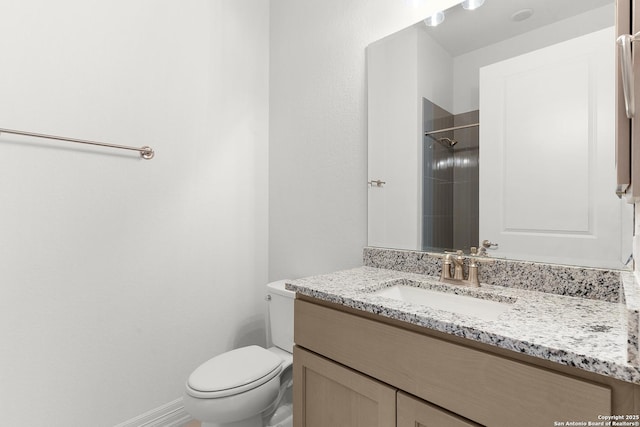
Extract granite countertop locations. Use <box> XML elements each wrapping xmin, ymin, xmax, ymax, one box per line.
<box><xmin>286</xmin><ymin>266</ymin><xmax>640</xmax><ymax>384</ymax></box>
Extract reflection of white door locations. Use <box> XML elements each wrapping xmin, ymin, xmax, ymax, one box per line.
<box><xmin>479</xmin><ymin>27</ymin><xmax>632</xmax><ymax>269</ymax></box>
<box><xmin>367</xmin><ymin>26</ymin><xmax>455</xmax><ymax>251</ymax></box>
<box><xmin>367</xmin><ymin>28</ymin><xmax>423</xmax><ymax>251</ymax></box>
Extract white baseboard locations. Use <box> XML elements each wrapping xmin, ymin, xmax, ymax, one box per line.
<box><xmin>114</xmin><ymin>398</ymin><xmax>193</xmax><ymax>427</ymax></box>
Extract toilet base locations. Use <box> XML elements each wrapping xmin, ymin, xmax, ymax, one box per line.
<box><xmin>265</xmin><ymin>405</ymin><xmax>292</xmax><ymax>427</ymax></box>
<box><xmin>201</xmin><ymin>415</ymin><xmax>261</xmax><ymax>427</ymax></box>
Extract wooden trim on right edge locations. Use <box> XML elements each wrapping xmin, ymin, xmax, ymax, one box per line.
<box><xmin>630</xmin><ymin>0</ymin><xmax>640</xmax><ymax>201</ymax></box>
<box><xmin>617</xmin><ymin>0</ymin><xmax>632</xmax><ymax>199</ymax></box>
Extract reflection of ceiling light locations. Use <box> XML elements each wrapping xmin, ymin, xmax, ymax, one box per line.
<box><xmin>511</xmin><ymin>8</ymin><xmax>534</xmax><ymax>22</ymax></box>
<box><xmin>461</xmin><ymin>0</ymin><xmax>485</xmax><ymax>10</ymax></box>
<box><xmin>424</xmin><ymin>11</ymin><xmax>445</xmax><ymax>27</ymax></box>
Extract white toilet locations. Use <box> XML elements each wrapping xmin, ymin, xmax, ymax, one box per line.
<box><xmin>183</xmin><ymin>281</ymin><xmax>295</xmax><ymax>427</ymax></box>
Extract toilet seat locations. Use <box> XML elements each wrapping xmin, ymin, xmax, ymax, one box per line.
<box><xmin>186</xmin><ymin>345</ymin><xmax>283</xmax><ymax>399</ymax></box>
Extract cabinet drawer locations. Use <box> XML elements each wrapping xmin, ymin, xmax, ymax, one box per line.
<box><xmin>397</xmin><ymin>391</ymin><xmax>481</xmax><ymax>427</ymax></box>
<box><xmin>294</xmin><ymin>299</ymin><xmax>611</xmax><ymax>426</ymax></box>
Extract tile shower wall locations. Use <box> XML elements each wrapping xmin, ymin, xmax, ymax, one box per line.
<box><xmin>423</xmin><ymin>98</ymin><xmax>454</xmax><ymax>250</ymax></box>
<box><xmin>422</xmin><ymin>98</ymin><xmax>479</xmax><ymax>252</ymax></box>
<box><xmin>453</xmin><ymin>110</ymin><xmax>479</xmax><ymax>250</ymax></box>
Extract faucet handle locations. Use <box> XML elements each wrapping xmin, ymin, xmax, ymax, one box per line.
<box><xmin>440</xmin><ymin>254</ymin><xmax>453</xmax><ymax>280</ymax></box>
<box><xmin>467</xmin><ymin>258</ymin><xmax>480</xmax><ymax>287</ymax></box>
<box><xmin>452</xmin><ymin>251</ymin><xmax>464</xmax><ymax>280</ymax></box>
<box><xmin>443</xmin><ymin>249</ymin><xmax>465</xmax><ymax>257</ymax></box>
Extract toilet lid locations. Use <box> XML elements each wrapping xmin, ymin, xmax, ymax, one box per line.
<box><xmin>187</xmin><ymin>346</ymin><xmax>283</xmax><ymax>398</ymax></box>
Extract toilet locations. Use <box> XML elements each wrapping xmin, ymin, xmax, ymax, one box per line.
<box><xmin>183</xmin><ymin>281</ymin><xmax>295</xmax><ymax>427</ymax></box>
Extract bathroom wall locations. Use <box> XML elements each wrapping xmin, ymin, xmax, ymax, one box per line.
<box><xmin>0</xmin><ymin>1</ymin><xmax>268</xmax><ymax>425</ymax></box>
<box><xmin>269</xmin><ymin>0</ymin><xmax>461</xmax><ymax>279</ymax></box>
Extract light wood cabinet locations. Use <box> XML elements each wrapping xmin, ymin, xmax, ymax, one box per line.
<box><xmin>294</xmin><ymin>345</ymin><xmax>482</xmax><ymax>427</ymax></box>
<box><xmin>293</xmin><ymin>346</ymin><xmax>396</xmax><ymax>427</ymax></box>
<box><xmin>397</xmin><ymin>392</ymin><xmax>480</xmax><ymax>427</ymax></box>
<box><xmin>293</xmin><ymin>297</ymin><xmax>638</xmax><ymax>427</ymax></box>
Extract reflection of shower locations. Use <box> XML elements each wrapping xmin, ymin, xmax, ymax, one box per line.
<box><xmin>422</xmin><ymin>98</ymin><xmax>480</xmax><ymax>253</ymax></box>
<box><xmin>424</xmin><ymin>122</ymin><xmax>479</xmax><ymax>139</ymax></box>
<box><xmin>439</xmin><ymin>137</ymin><xmax>458</xmax><ymax>147</ymax></box>
<box><xmin>425</xmin><ymin>123</ymin><xmax>476</xmax><ymax>147</ymax></box>
<box><xmin>433</xmin><ymin>136</ymin><xmax>458</xmax><ymax>147</ymax></box>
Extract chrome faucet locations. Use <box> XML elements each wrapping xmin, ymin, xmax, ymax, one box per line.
<box><xmin>439</xmin><ymin>250</ymin><xmax>491</xmax><ymax>288</ymax></box>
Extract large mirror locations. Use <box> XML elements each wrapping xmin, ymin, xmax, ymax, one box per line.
<box><xmin>367</xmin><ymin>0</ymin><xmax>633</xmax><ymax>269</ymax></box>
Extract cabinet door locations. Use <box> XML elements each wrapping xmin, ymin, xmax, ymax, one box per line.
<box><xmin>397</xmin><ymin>392</ymin><xmax>481</xmax><ymax>427</ymax></box>
<box><xmin>293</xmin><ymin>346</ymin><xmax>396</xmax><ymax>427</ymax></box>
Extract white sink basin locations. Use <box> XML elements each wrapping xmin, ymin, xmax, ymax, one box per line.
<box><xmin>373</xmin><ymin>284</ymin><xmax>513</xmax><ymax>321</ymax></box>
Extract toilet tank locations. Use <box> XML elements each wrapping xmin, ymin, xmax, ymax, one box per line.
<box><xmin>266</xmin><ymin>280</ymin><xmax>295</xmax><ymax>353</ymax></box>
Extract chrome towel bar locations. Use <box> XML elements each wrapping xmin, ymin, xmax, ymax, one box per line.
<box><xmin>0</xmin><ymin>127</ymin><xmax>155</xmax><ymax>159</ymax></box>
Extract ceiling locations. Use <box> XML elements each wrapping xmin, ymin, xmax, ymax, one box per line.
<box><xmin>420</xmin><ymin>0</ymin><xmax>614</xmax><ymax>56</ymax></box>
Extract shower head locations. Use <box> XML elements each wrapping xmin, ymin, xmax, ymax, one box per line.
<box><xmin>438</xmin><ymin>137</ymin><xmax>458</xmax><ymax>147</ymax></box>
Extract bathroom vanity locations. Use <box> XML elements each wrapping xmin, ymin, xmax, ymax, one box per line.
<box><xmin>331</xmin><ymin>0</ymin><xmax>640</xmax><ymax>424</ymax></box>
<box><xmin>288</xmin><ymin>249</ymin><xmax>640</xmax><ymax>426</ymax></box>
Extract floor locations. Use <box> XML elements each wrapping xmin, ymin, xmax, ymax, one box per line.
<box><xmin>184</xmin><ymin>421</ymin><xmax>200</xmax><ymax>427</ymax></box>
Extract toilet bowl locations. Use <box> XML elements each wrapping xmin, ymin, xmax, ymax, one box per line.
<box><xmin>183</xmin><ymin>281</ymin><xmax>294</xmax><ymax>427</ymax></box>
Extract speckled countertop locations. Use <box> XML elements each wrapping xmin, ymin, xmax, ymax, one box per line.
<box><xmin>286</xmin><ymin>265</ymin><xmax>640</xmax><ymax>384</ymax></box>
